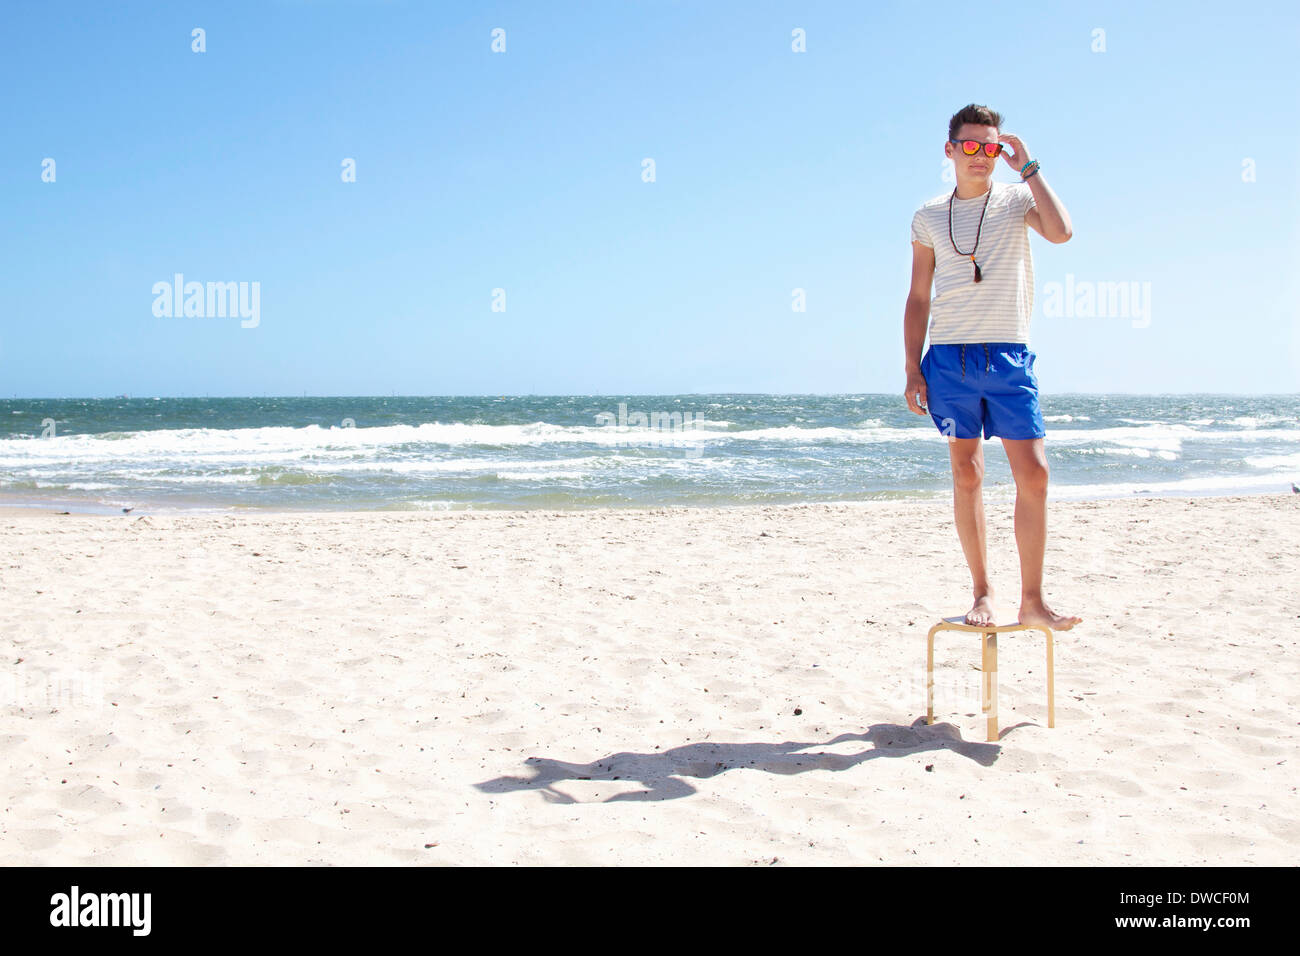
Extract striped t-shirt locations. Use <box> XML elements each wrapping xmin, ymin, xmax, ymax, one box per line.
<box><xmin>910</xmin><ymin>181</ymin><xmax>1037</xmax><ymax>345</ymax></box>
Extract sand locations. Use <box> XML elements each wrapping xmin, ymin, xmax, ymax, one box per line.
<box><xmin>1</xmin><ymin>494</ymin><xmax>1296</xmax><ymax>865</ymax></box>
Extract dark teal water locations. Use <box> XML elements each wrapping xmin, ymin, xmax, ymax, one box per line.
<box><xmin>2</xmin><ymin>394</ymin><xmax>1297</xmax><ymax>512</ymax></box>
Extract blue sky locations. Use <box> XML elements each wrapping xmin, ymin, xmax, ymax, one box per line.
<box><xmin>2</xmin><ymin>0</ymin><xmax>1297</xmax><ymax>397</ymax></box>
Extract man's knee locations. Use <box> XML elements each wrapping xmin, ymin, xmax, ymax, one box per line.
<box><xmin>950</xmin><ymin>455</ymin><xmax>984</xmax><ymax>491</ymax></box>
<box><xmin>1015</xmin><ymin>461</ymin><xmax>1050</xmax><ymax>496</ymax></box>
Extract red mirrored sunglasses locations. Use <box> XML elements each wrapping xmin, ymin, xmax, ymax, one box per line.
<box><xmin>949</xmin><ymin>138</ymin><xmax>1004</xmax><ymax>158</ymax></box>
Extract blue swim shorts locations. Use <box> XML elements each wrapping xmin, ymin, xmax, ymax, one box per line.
<box><xmin>919</xmin><ymin>342</ymin><xmax>1046</xmax><ymax>440</ymax></box>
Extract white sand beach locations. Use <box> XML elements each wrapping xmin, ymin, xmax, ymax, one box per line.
<box><xmin>2</xmin><ymin>494</ymin><xmax>1296</xmax><ymax>866</ymax></box>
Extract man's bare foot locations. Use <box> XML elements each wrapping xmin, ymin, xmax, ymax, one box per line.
<box><xmin>964</xmin><ymin>592</ymin><xmax>997</xmax><ymax>626</ymax></box>
<box><xmin>1018</xmin><ymin>597</ymin><xmax>1082</xmax><ymax>631</ymax></box>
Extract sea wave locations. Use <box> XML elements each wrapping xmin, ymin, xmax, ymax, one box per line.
<box><xmin>1051</xmin><ymin>472</ymin><xmax>1297</xmax><ymax>499</ymax></box>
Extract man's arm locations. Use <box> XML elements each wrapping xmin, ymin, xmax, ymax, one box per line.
<box><xmin>997</xmin><ymin>133</ymin><xmax>1072</xmax><ymax>243</ymax></box>
<box><xmin>903</xmin><ymin>240</ymin><xmax>934</xmax><ymax>415</ymax></box>
<box><xmin>1024</xmin><ymin>172</ymin><xmax>1072</xmax><ymax>243</ymax></box>
<box><xmin>904</xmin><ymin>240</ymin><xmax>935</xmax><ymax>372</ymax></box>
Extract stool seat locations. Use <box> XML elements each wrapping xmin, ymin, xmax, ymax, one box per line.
<box><xmin>929</xmin><ymin>616</ymin><xmax>1053</xmax><ymax>633</ymax></box>
<box><xmin>926</xmin><ymin>617</ymin><xmax>1057</xmax><ymax>742</ymax></box>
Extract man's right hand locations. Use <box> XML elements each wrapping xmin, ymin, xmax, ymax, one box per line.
<box><xmin>904</xmin><ymin>370</ymin><xmax>929</xmax><ymax>416</ymax></box>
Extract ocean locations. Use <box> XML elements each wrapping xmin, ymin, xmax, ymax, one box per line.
<box><xmin>1</xmin><ymin>394</ymin><xmax>1297</xmax><ymax>513</ymax></box>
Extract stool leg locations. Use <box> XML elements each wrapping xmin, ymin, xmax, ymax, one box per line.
<box><xmin>983</xmin><ymin>631</ymin><xmax>998</xmax><ymax>742</ymax></box>
<box><xmin>926</xmin><ymin>625</ymin><xmax>938</xmax><ymax>725</ymax></box>
<box><xmin>977</xmin><ymin>632</ymin><xmax>998</xmax><ymax>743</ymax></box>
<box><xmin>1045</xmin><ymin>627</ymin><xmax>1055</xmax><ymax>728</ymax></box>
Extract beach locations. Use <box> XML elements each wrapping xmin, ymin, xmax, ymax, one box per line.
<box><xmin>2</xmin><ymin>493</ymin><xmax>1297</xmax><ymax>866</ymax></box>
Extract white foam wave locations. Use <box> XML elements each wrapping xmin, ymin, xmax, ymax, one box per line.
<box><xmin>1243</xmin><ymin>452</ymin><xmax>1300</xmax><ymax>470</ymax></box>
<box><xmin>493</xmin><ymin>471</ymin><xmax>592</xmax><ymax>481</ymax></box>
<box><xmin>1051</xmin><ymin>472</ymin><xmax>1297</xmax><ymax>499</ymax></box>
<box><xmin>1069</xmin><ymin>447</ymin><xmax>1179</xmax><ymax>460</ymax></box>
<box><xmin>4</xmin><ymin>418</ymin><xmax>1298</xmax><ymax>468</ymax></box>
<box><xmin>1227</xmin><ymin>414</ymin><xmax>1295</xmax><ymax>428</ymax></box>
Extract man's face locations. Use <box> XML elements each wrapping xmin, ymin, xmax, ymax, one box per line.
<box><xmin>947</xmin><ymin>123</ymin><xmax>1000</xmax><ymax>179</ymax></box>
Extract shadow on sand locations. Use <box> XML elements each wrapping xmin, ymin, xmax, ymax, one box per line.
<box><xmin>475</xmin><ymin>717</ymin><xmax>1004</xmax><ymax>803</ymax></box>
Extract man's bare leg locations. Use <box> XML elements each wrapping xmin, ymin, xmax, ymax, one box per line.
<box><xmin>1001</xmin><ymin>437</ymin><xmax>1082</xmax><ymax>630</ymax></box>
<box><xmin>948</xmin><ymin>437</ymin><xmax>996</xmax><ymax>626</ymax></box>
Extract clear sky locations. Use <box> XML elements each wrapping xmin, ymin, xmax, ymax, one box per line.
<box><xmin>2</xmin><ymin>0</ymin><xmax>1297</xmax><ymax>397</ymax></box>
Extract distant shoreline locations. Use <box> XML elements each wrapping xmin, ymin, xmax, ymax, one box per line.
<box><xmin>3</xmin><ymin>488</ymin><xmax>1294</xmax><ymax>520</ymax></box>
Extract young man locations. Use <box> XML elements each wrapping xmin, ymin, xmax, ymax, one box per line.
<box><xmin>903</xmin><ymin>103</ymin><xmax>1081</xmax><ymax>631</ymax></box>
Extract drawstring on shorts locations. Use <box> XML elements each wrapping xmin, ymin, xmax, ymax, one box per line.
<box><xmin>958</xmin><ymin>343</ymin><xmax>992</xmax><ymax>380</ymax></box>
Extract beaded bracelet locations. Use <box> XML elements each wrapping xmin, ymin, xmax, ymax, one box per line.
<box><xmin>1021</xmin><ymin>159</ymin><xmax>1041</xmax><ymax>181</ymax></box>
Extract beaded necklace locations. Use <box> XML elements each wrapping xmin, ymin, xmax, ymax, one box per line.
<box><xmin>947</xmin><ymin>183</ymin><xmax>993</xmax><ymax>283</ymax></box>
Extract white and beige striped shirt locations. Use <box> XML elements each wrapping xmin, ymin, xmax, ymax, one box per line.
<box><xmin>911</xmin><ymin>181</ymin><xmax>1037</xmax><ymax>345</ymax></box>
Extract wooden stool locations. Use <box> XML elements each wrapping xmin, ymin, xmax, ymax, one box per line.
<box><xmin>926</xmin><ymin>617</ymin><xmax>1055</xmax><ymax>742</ymax></box>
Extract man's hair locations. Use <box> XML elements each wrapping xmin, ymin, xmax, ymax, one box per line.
<box><xmin>948</xmin><ymin>104</ymin><xmax>1003</xmax><ymax>140</ymax></box>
